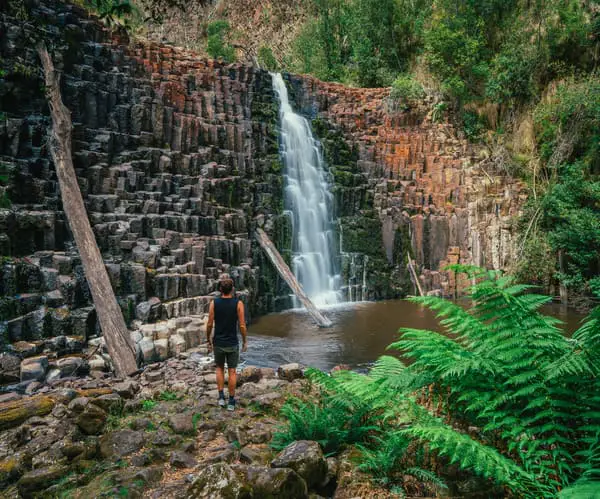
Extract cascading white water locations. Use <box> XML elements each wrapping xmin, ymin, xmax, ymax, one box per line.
<box><xmin>271</xmin><ymin>73</ymin><xmax>340</xmax><ymax>307</ymax></box>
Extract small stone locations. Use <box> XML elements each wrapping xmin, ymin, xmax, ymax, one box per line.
<box><xmin>170</xmin><ymin>450</ymin><xmax>197</xmax><ymax>469</ymax></box>
<box><xmin>152</xmin><ymin>429</ymin><xmax>173</xmax><ymax>446</ymax></box>
<box><xmin>253</xmin><ymin>392</ymin><xmax>281</xmax><ymax>409</ymax></box>
<box><xmin>168</xmin><ymin>413</ymin><xmax>194</xmax><ymax>434</ymax></box>
<box><xmin>99</xmin><ymin>430</ymin><xmax>145</xmax><ymax>458</ymax></box>
<box><xmin>76</xmin><ymin>403</ymin><xmax>107</xmax><ymax>435</ymax></box>
<box><xmin>68</xmin><ymin>397</ymin><xmax>90</xmax><ymax>413</ymax></box>
<box><xmin>113</xmin><ymin>380</ymin><xmax>139</xmax><ymax>399</ymax></box>
<box><xmin>93</xmin><ymin>393</ymin><xmax>123</xmax><ymax>413</ymax></box>
<box><xmin>145</xmin><ymin>370</ymin><xmax>163</xmax><ymax>383</ymax></box>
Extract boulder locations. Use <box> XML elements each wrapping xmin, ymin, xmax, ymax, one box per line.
<box><xmin>76</xmin><ymin>403</ymin><xmax>107</xmax><ymax>435</ymax></box>
<box><xmin>187</xmin><ymin>463</ymin><xmax>248</xmax><ymax>498</ymax></box>
<box><xmin>17</xmin><ymin>465</ymin><xmax>69</xmax><ymax>496</ymax></box>
<box><xmin>99</xmin><ymin>430</ymin><xmax>145</xmax><ymax>458</ymax></box>
<box><xmin>168</xmin><ymin>333</ymin><xmax>187</xmax><ymax>356</ymax></box>
<box><xmin>168</xmin><ymin>413</ymin><xmax>194</xmax><ymax>434</ymax></box>
<box><xmin>93</xmin><ymin>393</ymin><xmax>123</xmax><ymax>414</ymax></box>
<box><xmin>55</xmin><ymin>356</ymin><xmax>89</xmax><ymax>377</ymax></box>
<box><xmin>169</xmin><ymin>450</ymin><xmax>197</xmax><ymax>469</ymax></box>
<box><xmin>113</xmin><ymin>380</ymin><xmax>139</xmax><ymax>399</ymax></box>
<box><xmin>237</xmin><ymin>366</ymin><xmax>262</xmax><ymax>386</ymax></box>
<box><xmin>136</xmin><ymin>297</ymin><xmax>161</xmax><ymax>322</ymax></box>
<box><xmin>0</xmin><ymin>353</ymin><xmax>21</xmax><ymax>384</ymax></box>
<box><xmin>154</xmin><ymin>338</ymin><xmax>169</xmax><ymax>361</ymax></box>
<box><xmin>20</xmin><ymin>356</ymin><xmax>48</xmax><ymax>382</ymax></box>
<box><xmin>235</xmin><ymin>465</ymin><xmax>308</xmax><ymax>499</ymax></box>
<box><xmin>277</xmin><ymin>363</ymin><xmax>303</xmax><ymax>382</ymax></box>
<box><xmin>139</xmin><ymin>338</ymin><xmax>155</xmax><ymax>363</ymax></box>
<box><xmin>271</xmin><ymin>441</ymin><xmax>327</xmax><ymax>489</ymax></box>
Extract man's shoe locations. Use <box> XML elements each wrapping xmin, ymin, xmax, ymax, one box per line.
<box><xmin>227</xmin><ymin>398</ymin><xmax>236</xmax><ymax>412</ymax></box>
<box><xmin>218</xmin><ymin>398</ymin><xmax>226</xmax><ymax>408</ymax></box>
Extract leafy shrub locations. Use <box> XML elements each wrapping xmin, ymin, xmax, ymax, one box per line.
<box><xmin>272</xmin><ymin>393</ymin><xmax>377</xmax><ymax>455</ymax></box>
<box><xmin>85</xmin><ymin>0</ymin><xmax>136</xmax><ymax>28</ymax></box>
<box><xmin>390</xmin><ymin>74</ymin><xmax>425</xmax><ymax>110</ymax></box>
<box><xmin>485</xmin><ymin>45</ymin><xmax>535</xmax><ymax>104</ymax></box>
<box><xmin>206</xmin><ymin>20</ymin><xmax>236</xmax><ymax>63</ymax></box>
<box><xmin>257</xmin><ymin>46</ymin><xmax>279</xmax><ymax>71</ymax></box>
<box><xmin>461</xmin><ymin>110</ymin><xmax>485</xmax><ymax>141</ymax></box>
<box><xmin>305</xmin><ymin>266</ymin><xmax>600</xmax><ymax>496</ymax></box>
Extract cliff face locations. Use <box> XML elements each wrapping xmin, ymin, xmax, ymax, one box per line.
<box><xmin>0</xmin><ymin>1</ymin><xmax>523</xmax><ymax>373</ymax></box>
<box><xmin>287</xmin><ymin>75</ymin><xmax>525</xmax><ymax>297</ymax></box>
<box><xmin>0</xmin><ymin>0</ymin><xmax>290</xmax><ymax>353</ymax></box>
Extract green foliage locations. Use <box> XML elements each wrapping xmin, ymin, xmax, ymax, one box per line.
<box><xmin>85</xmin><ymin>0</ymin><xmax>136</xmax><ymax>28</ymax></box>
<box><xmin>290</xmin><ymin>0</ymin><xmax>430</xmax><ymax>87</ymax></box>
<box><xmin>390</xmin><ymin>74</ymin><xmax>425</xmax><ymax>111</ymax></box>
<box><xmin>158</xmin><ymin>390</ymin><xmax>181</xmax><ymax>401</ymax></box>
<box><xmin>257</xmin><ymin>46</ymin><xmax>279</xmax><ymax>71</ymax></box>
<box><xmin>206</xmin><ymin>20</ymin><xmax>236</xmax><ymax>63</ymax></box>
<box><xmin>461</xmin><ymin>110</ymin><xmax>485</xmax><ymax>141</ymax></box>
<box><xmin>141</xmin><ymin>399</ymin><xmax>157</xmax><ymax>411</ymax></box>
<box><xmin>272</xmin><ymin>393</ymin><xmax>377</xmax><ymax>455</ymax></box>
<box><xmin>304</xmin><ymin>268</ymin><xmax>600</xmax><ymax>496</ymax></box>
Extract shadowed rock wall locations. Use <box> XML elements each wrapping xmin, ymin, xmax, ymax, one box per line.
<box><xmin>0</xmin><ymin>1</ymin><xmax>291</xmax><ymax>374</ymax></box>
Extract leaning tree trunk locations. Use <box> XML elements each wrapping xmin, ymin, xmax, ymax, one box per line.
<box><xmin>38</xmin><ymin>44</ymin><xmax>138</xmax><ymax>377</ymax></box>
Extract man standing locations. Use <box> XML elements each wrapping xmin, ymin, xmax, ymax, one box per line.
<box><xmin>206</xmin><ymin>276</ymin><xmax>247</xmax><ymax>411</ymax></box>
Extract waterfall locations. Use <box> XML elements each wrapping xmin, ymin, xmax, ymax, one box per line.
<box><xmin>271</xmin><ymin>73</ymin><xmax>340</xmax><ymax>307</ymax></box>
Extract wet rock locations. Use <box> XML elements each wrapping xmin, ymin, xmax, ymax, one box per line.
<box><xmin>277</xmin><ymin>363</ymin><xmax>303</xmax><ymax>381</ymax></box>
<box><xmin>237</xmin><ymin>366</ymin><xmax>262</xmax><ymax>385</ymax></box>
<box><xmin>271</xmin><ymin>440</ymin><xmax>327</xmax><ymax>489</ymax></box>
<box><xmin>76</xmin><ymin>402</ymin><xmax>107</xmax><ymax>435</ymax></box>
<box><xmin>99</xmin><ymin>429</ymin><xmax>145</xmax><ymax>458</ymax></box>
<box><xmin>187</xmin><ymin>463</ymin><xmax>248</xmax><ymax>498</ymax></box>
<box><xmin>20</xmin><ymin>356</ymin><xmax>48</xmax><ymax>382</ymax></box>
<box><xmin>17</xmin><ymin>465</ymin><xmax>69</xmax><ymax>496</ymax></box>
<box><xmin>168</xmin><ymin>413</ymin><xmax>194</xmax><ymax>434</ymax></box>
<box><xmin>170</xmin><ymin>450</ymin><xmax>197</xmax><ymax>469</ymax></box>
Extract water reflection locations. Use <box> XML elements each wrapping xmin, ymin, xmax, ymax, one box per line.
<box><xmin>242</xmin><ymin>300</ymin><xmax>587</xmax><ymax>371</ymax></box>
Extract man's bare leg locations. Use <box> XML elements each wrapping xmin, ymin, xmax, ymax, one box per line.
<box><xmin>228</xmin><ymin>368</ymin><xmax>236</xmax><ymax>398</ymax></box>
<box><xmin>216</xmin><ymin>366</ymin><xmax>225</xmax><ymax>391</ymax></box>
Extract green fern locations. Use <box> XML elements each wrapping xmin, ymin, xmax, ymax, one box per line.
<box><xmin>299</xmin><ymin>267</ymin><xmax>600</xmax><ymax>497</ymax></box>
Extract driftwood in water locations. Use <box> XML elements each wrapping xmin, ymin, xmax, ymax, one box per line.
<box><xmin>38</xmin><ymin>44</ymin><xmax>138</xmax><ymax>377</ymax></box>
<box><xmin>407</xmin><ymin>254</ymin><xmax>424</xmax><ymax>297</ymax></box>
<box><xmin>255</xmin><ymin>228</ymin><xmax>332</xmax><ymax>327</ymax></box>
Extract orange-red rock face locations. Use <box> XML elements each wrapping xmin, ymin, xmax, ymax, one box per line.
<box><xmin>289</xmin><ymin>75</ymin><xmax>526</xmax><ymax>296</ymax></box>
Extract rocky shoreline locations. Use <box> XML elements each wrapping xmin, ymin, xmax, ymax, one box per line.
<box><xmin>0</xmin><ymin>347</ymin><xmax>389</xmax><ymax>499</ymax></box>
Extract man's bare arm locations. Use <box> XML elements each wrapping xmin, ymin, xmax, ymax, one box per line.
<box><xmin>237</xmin><ymin>300</ymin><xmax>247</xmax><ymax>352</ymax></box>
<box><xmin>206</xmin><ymin>301</ymin><xmax>214</xmax><ymax>351</ymax></box>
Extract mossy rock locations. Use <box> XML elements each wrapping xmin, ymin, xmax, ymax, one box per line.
<box><xmin>0</xmin><ymin>395</ymin><xmax>55</xmax><ymax>430</ymax></box>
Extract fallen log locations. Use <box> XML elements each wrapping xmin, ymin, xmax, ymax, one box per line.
<box><xmin>38</xmin><ymin>44</ymin><xmax>137</xmax><ymax>377</ymax></box>
<box><xmin>407</xmin><ymin>254</ymin><xmax>424</xmax><ymax>297</ymax></box>
<box><xmin>255</xmin><ymin>228</ymin><xmax>332</xmax><ymax>328</ymax></box>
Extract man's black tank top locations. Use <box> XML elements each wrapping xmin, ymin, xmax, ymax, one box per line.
<box><xmin>213</xmin><ymin>297</ymin><xmax>239</xmax><ymax>347</ymax></box>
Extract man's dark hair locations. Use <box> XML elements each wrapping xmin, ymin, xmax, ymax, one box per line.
<box><xmin>220</xmin><ymin>279</ymin><xmax>233</xmax><ymax>295</ymax></box>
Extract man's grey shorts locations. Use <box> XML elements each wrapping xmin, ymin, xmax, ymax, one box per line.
<box><xmin>214</xmin><ymin>345</ymin><xmax>239</xmax><ymax>369</ymax></box>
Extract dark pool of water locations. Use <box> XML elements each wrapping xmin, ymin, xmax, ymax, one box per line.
<box><xmin>241</xmin><ymin>300</ymin><xmax>587</xmax><ymax>371</ymax></box>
